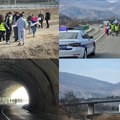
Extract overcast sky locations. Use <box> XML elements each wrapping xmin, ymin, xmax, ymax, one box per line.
<box><xmin>60</xmin><ymin>59</ymin><xmax>120</xmax><ymax>84</ymax></box>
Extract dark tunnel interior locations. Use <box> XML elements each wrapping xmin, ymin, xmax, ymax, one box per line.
<box><xmin>0</xmin><ymin>59</ymin><xmax>58</xmax><ymax>114</ymax></box>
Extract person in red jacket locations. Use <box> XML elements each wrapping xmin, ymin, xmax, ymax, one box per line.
<box><xmin>31</xmin><ymin>15</ymin><xmax>38</xmax><ymax>37</ymax></box>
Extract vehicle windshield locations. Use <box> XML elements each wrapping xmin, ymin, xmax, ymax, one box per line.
<box><xmin>60</xmin><ymin>32</ymin><xmax>78</xmax><ymax>39</ymax></box>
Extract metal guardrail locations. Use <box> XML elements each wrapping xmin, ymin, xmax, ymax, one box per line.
<box><xmin>60</xmin><ymin>96</ymin><xmax>120</xmax><ymax>106</ymax></box>
<box><xmin>0</xmin><ymin>4</ymin><xmax>58</xmax><ymax>10</ymax></box>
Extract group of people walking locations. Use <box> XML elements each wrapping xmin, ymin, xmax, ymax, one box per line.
<box><xmin>27</xmin><ymin>11</ymin><xmax>51</xmax><ymax>36</ymax></box>
<box><xmin>0</xmin><ymin>11</ymin><xmax>51</xmax><ymax>46</ymax></box>
<box><xmin>105</xmin><ymin>21</ymin><xmax>120</xmax><ymax>37</ymax></box>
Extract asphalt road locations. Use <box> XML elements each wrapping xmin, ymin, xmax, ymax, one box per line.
<box><xmin>88</xmin><ymin>27</ymin><xmax>102</xmax><ymax>40</ymax></box>
<box><xmin>89</xmin><ymin>33</ymin><xmax>120</xmax><ymax>58</ymax></box>
<box><xmin>86</xmin><ymin>25</ymin><xmax>120</xmax><ymax>58</ymax></box>
<box><xmin>0</xmin><ymin>105</ymin><xmax>58</xmax><ymax>120</ymax></box>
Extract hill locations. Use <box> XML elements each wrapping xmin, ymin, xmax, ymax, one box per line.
<box><xmin>60</xmin><ymin>72</ymin><xmax>120</xmax><ymax>98</ymax></box>
<box><xmin>59</xmin><ymin>0</ymin><xmax>120</xmax><ymax>19</ymax></box>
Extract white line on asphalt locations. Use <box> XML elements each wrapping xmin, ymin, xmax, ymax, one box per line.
<box><xmin>95</xmin><ymin>33</ymin><xmax>105</xmax><ymax>42</ymax></box>
<box><xmin>1</xmin><ymin>108</ymin><xmax>11</xmax><ymax>120</ymax></box>
<box><xmin>86</xmin><ymin>28</ymin><xmax>94</xmax><ymax>33</ymax></box>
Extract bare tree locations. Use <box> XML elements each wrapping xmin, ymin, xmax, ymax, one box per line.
<box><xmin>63</xmin><ymin>91</ymin><xmax>77</xmax><ymax>118</ymax></box>
<box><xmin>60</xmin><ymin>90</ymin><xmax>87</xmax><ymax>120</ymax></box>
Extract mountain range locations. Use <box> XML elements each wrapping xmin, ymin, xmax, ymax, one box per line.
<box><xmin>59</xmin><ymin>0</ymin><xmax>120</xmax><ymax>19</ymax></box>
<box><xmin>59</xmin><ymin>72</ymin><xmax>120</xmax><ymax>98</ymax></box>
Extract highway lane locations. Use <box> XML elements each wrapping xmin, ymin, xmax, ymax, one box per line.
<box><xmin>89</xmin><ymin>33</ymin><xmax>120</xmax><ymax>58</ymax></box>
<box><xmin>60</xmin><ymin>25</ymin><xmax>120</xmax><ymax>58</ymax></box>
<box><xmin>88</xmin><ymin>27</ymin><xmax>104</xmax><ymax>40</ymax></box>
<box><xmin>87</xmin><ymin>25</ymin><xmax>120</xmax><ymax>58</ymax></box>
<box><xmin>88</xmin><ymin>27</ymin><xmax>100</xmax><ymax>39</ymax></box>
<box><xmin>0</xmin><ymin>105</ymin><xmax>58</xmax><ymax>120</ymax></box>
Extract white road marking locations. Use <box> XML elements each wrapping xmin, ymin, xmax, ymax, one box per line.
<box><xmin>95</xmin><ymin>33</ymin><xmax>105</xmax><ymax>42</ymax></box>
<box><xmin>1</xmin><ymin>108</ymin><xmax>11</xmax><ymax>120</ymax></box>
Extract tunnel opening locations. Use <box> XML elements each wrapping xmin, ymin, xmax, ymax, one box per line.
<box><xmin>0</xmin><ymin>59</ymin><xmax>58</xmax><ymax>114</ymax></box>
<box><xmin>0</xmin><ymin>80</ymin><xmax>29</xmax><ymax>106</ymax></box>
<box><xmin>10</xmin><ymin>87</ymin><xmax>29</xmax><ymax>105</ymax></box>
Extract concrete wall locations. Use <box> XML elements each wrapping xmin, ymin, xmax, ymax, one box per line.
<box><xmin>88</xmin><ymin>104</ymin><xmax>94</xmax><ymax>115</ymax></box>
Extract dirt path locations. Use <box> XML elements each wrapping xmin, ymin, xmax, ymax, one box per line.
<box><xmin>0</xmin><ymin>23</ymin><xmax>58</xmax><ymax>59</ymax></box>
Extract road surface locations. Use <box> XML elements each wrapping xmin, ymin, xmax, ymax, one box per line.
<box><xmin>87</xmin><ymin>26</ymin><xmax>120</xmax><ymax>58</ymax></box>
<box><xmin>0</xmin><ymin>105</ymin><xmax>58</xmax><ymax>120</ymax></box>
<box><xmin>89</xmin><ymin>34</ymin><xmax>120</xmax><ymax>58</ymax></box>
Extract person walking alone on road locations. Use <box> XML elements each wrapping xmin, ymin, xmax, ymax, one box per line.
<box><xmin>45</xmin><ymin>11</ymin><xmax>51</xmax><ymax>28</ymax></box>
<box><xmin>0</xmin><ymin>15</ymin><xmax>6</xmax><ymax>42</ymax></box>
<box><xmin>31</xmin><ymin>14</ymin><xmax>37</xmax><ymax>37</ymax></box>
<box><xmin>27</xmin><ymin>14</ymin><xmax>32</xmax><ymax>34</ymax></box>
<box><xmin>17</xmin><ymin>13</ymin><xmax>26</xmax><ymax>46</ymax></box>
<box><xmin>38</xmin><ymin>11</ymin><xmax>44</xmax><ymax>28</ymax></box>
<box><xmin>4</xmin><ymin>12</ymin><xmax>13</xmax><ymax>45</ymax></box>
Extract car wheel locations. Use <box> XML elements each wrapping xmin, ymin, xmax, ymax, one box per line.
<box><xmin>91</xmin><ymin>44</ymin><xmax>96</xmax><ymax>55</ymax></box>
<box><xmin>83</xmin><ymin>49</ymin><xmax>87</xmax><ymax>58</ymax></box>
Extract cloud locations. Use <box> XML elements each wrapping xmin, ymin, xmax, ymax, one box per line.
<box><xmin>106</xmin><ymin>0</ymin><xmax>118</xmax><ymax>2</ymax></box>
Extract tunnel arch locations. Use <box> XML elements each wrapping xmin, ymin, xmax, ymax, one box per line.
<box><xmin>0</xmin><ymin>59</ymin><xmax>58</xmax><ymax>114</ymax></box>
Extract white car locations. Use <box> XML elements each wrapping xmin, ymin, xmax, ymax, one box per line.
<box><xmin>59</xmin><ymin>28</ymin><xmax>96</xmax><ymax>58</ymax></box>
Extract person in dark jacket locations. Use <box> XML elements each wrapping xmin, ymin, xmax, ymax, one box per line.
<box><xmin>5</xmin><ymin>12</ymin><xmax>13</xmax><ymax>45</ymax></box>
<box><xmin>38</xmin><ymin>11</ymin><xmax>44</xmax><ymax>28</ymax></box>
<box><xmin>13</xmin><ymin>12</ymin><xmax>20</xmax><ymax>42</ymax></box>
<box><xmin>27</xmin><ymin>14</ymin><xmax>32</xmax><ymax>34</ymax></box>
<box><xmin>45</xmin><ymin>11</ymin><xmax>51</xmax><ymax>28</ymax></box>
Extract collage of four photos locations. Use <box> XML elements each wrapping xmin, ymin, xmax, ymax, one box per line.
<box><xmin>0</xmin><ymin>0</ymin><xmax>119</xmax><ymax>120</ymax></box>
